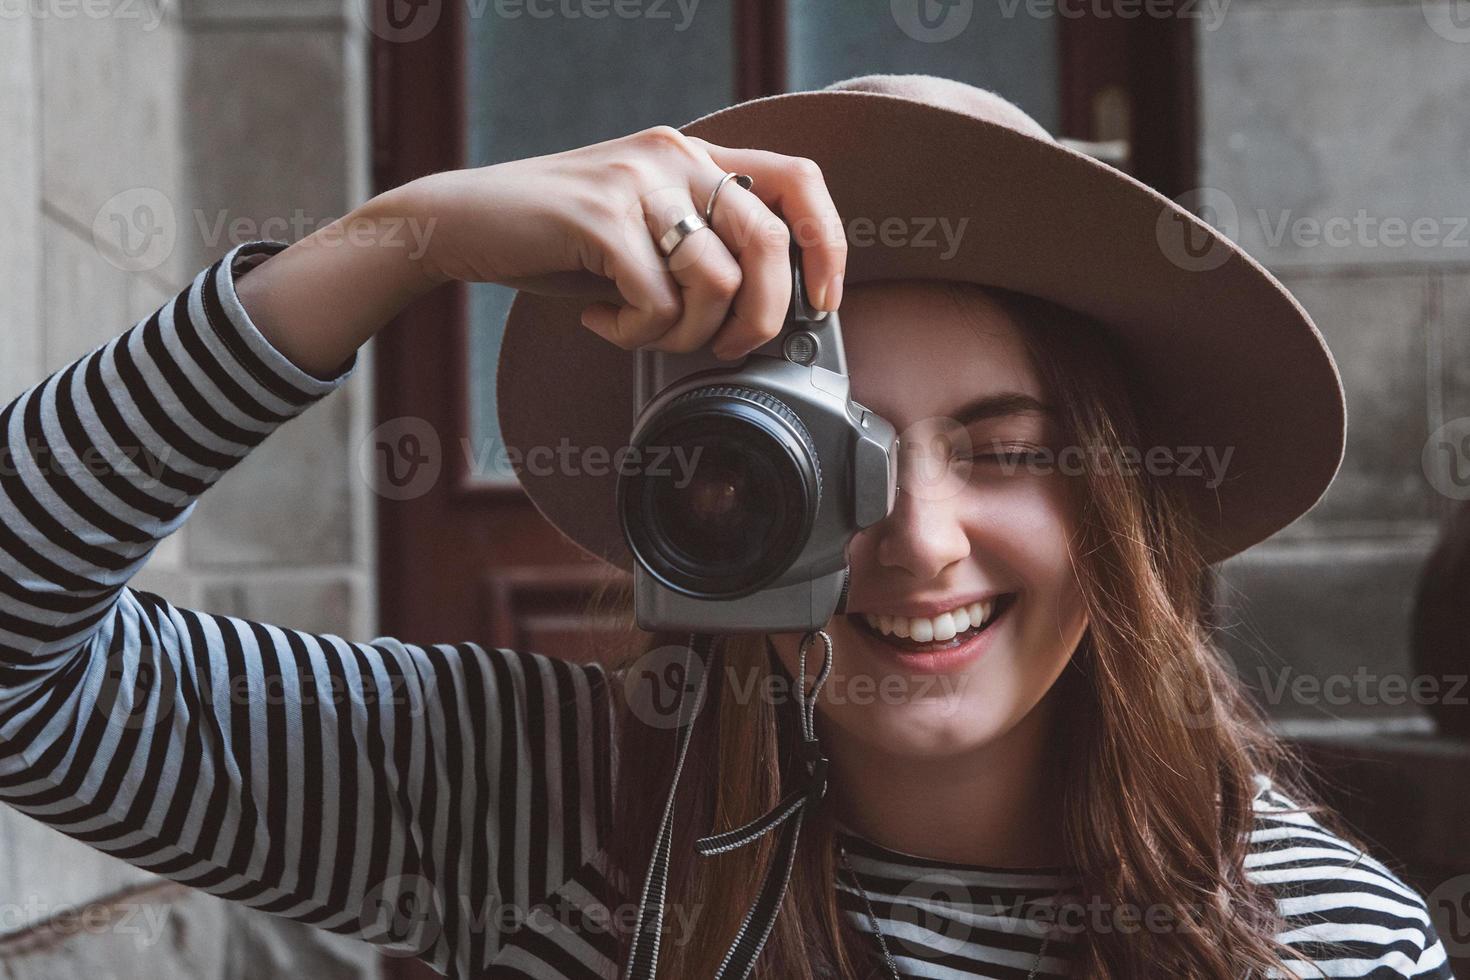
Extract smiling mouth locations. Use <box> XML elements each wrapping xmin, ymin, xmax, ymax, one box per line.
<box><xmin>846</xmin><ymin>593</ymin><xmax>1018</xmax><ymax>654</ymax></box>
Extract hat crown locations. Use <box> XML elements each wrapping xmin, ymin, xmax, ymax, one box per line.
<box><xmin>821</xmin><ymin>73</ymin><xmax>1056</xmax><ymax>143</ymax></box>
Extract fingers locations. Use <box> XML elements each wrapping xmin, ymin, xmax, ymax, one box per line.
<box><xmin>582</xmin><ymin>186</ymin><xmax>746</xmax><ymax>355</ymax></box>
<box><xmin>639</xmin><ymin>187</ymin><xmax>746</xmax><ymax>354</ymax></box>
<box><xmin>577</xmin><ymin>216</ymin><xmax>683</xmax><ymax>349</ymax></box>
<box><xmin>692</xmin><ymin>138</ymin><xmax>848</xmax><ymax>313</ymax></box>
<box><xmin>578</xmin><ymin>128</ymin><xmax>849</xmax><ymax>360</ymax></box>
<box><xmin>700</xmin><ymin>178</ymin><xmax>792</xmax><ymax>360</ymax></box>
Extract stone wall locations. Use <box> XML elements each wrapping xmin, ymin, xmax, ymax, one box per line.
<box><xmin>1197</xmin><ymin>6</ymin><xmax>1470</xmax><ymax>970</ymax></box>
<box><xmin>0</xmin><ymin>1</ymin><xmax>381</xmax><ymax>976</ymax></box>
<box><xmin>1198</xmin><ymin>0</ymin><xmax>1470</xmax><ymax>733</ymax></box>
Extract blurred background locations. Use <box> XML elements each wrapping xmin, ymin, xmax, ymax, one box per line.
<box><xmin>2</xmin><ymin>0</ymin><xmax>1467</xmax><ymax>976</ymax></box>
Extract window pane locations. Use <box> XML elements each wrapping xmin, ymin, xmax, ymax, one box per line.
<box><xmin>466</xmin><ymin>4</ymin><xmax>734</xmax><ymax>481</ymax></box>
<box><xmin>788</xmin><ymin>0</ymin><xmax>1059</xmax><ymax>133</ymax></box>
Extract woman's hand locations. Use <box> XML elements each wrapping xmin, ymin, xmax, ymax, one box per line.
<box><xmin>409</xmin><ymin>125</ymin><xmax>849</xmax><ymax>360</ymax></box>
<box><xmin>236</xmin><ymin>125</ymin><xmax>847</xmax><ymax>377</ymax></box>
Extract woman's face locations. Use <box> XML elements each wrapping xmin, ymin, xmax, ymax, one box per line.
<box><xmin>768</xmin><ymin>281</ymin><xmax>1090</xmax><ymax>760</ymax></box>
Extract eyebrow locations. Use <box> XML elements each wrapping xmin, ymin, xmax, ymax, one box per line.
<box><xmin>948</xmin><ymin>392</ymin><xmax>1055</xmax><ymax>426</ymax></box>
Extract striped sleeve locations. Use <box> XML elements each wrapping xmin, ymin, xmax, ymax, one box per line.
<box><xmin>1247</xmin><ymin>779</ymin><xmax>1455</xmax><ymax>979</ymax></box>
<box><xmin>0</xmin><ymin>241</ymin><xmax>617</xmax><ymax>979</ymax></box>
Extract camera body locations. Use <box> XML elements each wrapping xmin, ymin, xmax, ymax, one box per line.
<box><xmin>617</xmin><ymin>244</ymin><xmax>899</xmax><ymax>633</ymax></box>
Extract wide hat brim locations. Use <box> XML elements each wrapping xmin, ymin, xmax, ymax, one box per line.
<box><xmin>497</xmin><ymin>84</ymin><xmax>1346</xmax><ymax>571</ymax></box>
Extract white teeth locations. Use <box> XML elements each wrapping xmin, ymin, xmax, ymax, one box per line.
<box><xmin>861</xmin><ymin>597</ymin><xmax>1002</xmax><ymax>641</ymax></box>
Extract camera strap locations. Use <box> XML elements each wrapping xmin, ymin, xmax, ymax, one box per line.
<box><xmin>623</xmin><ymin>629</ymin><xmax>835</xmax><ymax>980</ymax></box>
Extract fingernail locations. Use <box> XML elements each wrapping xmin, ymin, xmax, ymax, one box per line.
<box><xmin>818</xmin><ymin>273</ymin><xmax>843</xmax><ymax>312</ymax></box>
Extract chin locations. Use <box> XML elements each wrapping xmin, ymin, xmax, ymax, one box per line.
<box><xmin>805</xmin><ymin>618</ymin><xmax>1019</xmax><ymax>756</ymax></box>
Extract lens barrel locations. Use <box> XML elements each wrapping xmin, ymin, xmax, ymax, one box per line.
<box><xmin>618</xmin><ymin>385</ymin><xmax>822</xmax><ymax>600</ymax></box>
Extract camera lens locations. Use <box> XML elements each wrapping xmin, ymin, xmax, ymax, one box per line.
<box><xmin>619</xmin><ymin>385</ymin><xmax>822</xmax><ymax>600</ymax></box>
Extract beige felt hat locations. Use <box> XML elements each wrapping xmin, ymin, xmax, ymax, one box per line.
<box><xmin>496</xmin><ymin>73</ymin><xmax>1346</xmax><ymax>569</ymax></box>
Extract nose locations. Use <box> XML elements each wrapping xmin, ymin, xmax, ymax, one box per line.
<box><xmin>870</xmin><ymin>481</ymin><xmax>972</xmax><ymax>582</ymax></box>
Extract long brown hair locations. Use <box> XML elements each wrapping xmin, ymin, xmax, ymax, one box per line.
<box><xmin>590</xmin><ymin>283</ymin><xmax>1348</xmax><ymax>978</ymax></box>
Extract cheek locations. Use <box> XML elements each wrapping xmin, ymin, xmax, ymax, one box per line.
<box><xmin>989</xmin><ymin>481</ymin><xmax>1089</xmax><ymax>655</ymax></box>
<box><xmin>967</xmin><ymin>475</ymin><xmax>1080</xmax><ymax>585</ymax></box>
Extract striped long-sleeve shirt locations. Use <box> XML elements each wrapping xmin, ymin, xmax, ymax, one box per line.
<box><xmin>0</xmin><ymin>241</ymin><xmax>1454</xmax><ymax>979</ymax></box>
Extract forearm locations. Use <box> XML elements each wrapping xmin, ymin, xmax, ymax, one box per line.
<box><xmin>234</xmin><ymin>181</ymin><xmax>446</xmax><ymax>378</ymax></box>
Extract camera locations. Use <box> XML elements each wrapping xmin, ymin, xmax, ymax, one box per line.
<box><xmin>616</xmin><ymin>239</ymin><xmax>899</xmax><ymax>633</ymax></box>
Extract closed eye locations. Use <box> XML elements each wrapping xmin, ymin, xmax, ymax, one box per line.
<box><xmin>960</xmin><ymin>442</ymin><xmax>1046</xmax><ymax>464</ymax></box>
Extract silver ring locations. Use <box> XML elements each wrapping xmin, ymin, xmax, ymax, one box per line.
<box><xmin>704</xmin><ymin>172</ymin><xmax>754</xmax><ymax>225</ymax></box>
<box><xmin>657</xmin><ymin>212</ymin><xmax>707</xmax><ymax>258</ymax></box>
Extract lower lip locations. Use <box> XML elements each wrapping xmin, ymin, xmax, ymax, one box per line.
<box><xmin>848</xmin><ymin>595</ymin><xmax>1016</xmax><ymax>674</ymax></box>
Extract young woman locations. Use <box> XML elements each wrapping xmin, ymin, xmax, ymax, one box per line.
<box><xmin>0</xmin><ymin>74</ymin><xmax>1452</xmax><ymax>979</ymax></box>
